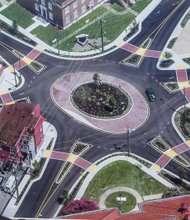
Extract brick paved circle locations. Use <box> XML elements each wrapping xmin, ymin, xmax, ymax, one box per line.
<box><xmin>50</xmin><ymin>72</ymin><xmax>149</xmax><ymax>134</ymax></box>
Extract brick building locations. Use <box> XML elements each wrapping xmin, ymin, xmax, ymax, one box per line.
<box><xmin>0</xmin><ymin>102</ymin><xmax>44</xmax><ymax>170</ymax></box>
<box><xmin>61</xmin><ymin>196</ymin><xmax>190</xmax><ymax>220</ymax></box>
<box><xmin>16</xmin><ymin>0</ymin><xmax>105</xmax><ymax>28</ymax></box>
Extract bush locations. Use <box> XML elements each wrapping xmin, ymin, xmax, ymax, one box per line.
<box><xmin>62</xmin><ymin>200</ymin><xmax>99</xmax><ymax>215</ymax></box>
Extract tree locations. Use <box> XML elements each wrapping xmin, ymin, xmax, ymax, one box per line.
<box><xmin>93</xmin><ymin>73</ymin><xmax>101</xmax><ymax>86</ymax></box>
<box><xmin>62</xmin><ymin>200</ymin><xmax>99</xmax><ymax>215</ymax></box>
<box><xmin>11</xmin><ymin>20</ymin><xmax>18</xmax><ymax>34</ymax></box>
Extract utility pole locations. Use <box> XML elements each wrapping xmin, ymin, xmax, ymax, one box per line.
<box><xmin>127</xmin><ymin>129</ymin><xmax>131</xmax><ymax>156</ymax></box>
<box><xmin>56</xmin><ymin>21</ymin><xmax>60</xmax><ymax>56</ymax></box>
<box><xmin>183</xmin><ymin>87</ymin><xmax>186</xmax><ymax>118</ymax></box>
<box><xmin>100</xmin><ymin>19</ymin><xmax>104</xmax><ymax>52</ymax></box>
<box><xmin>13</xmin><ymin>64</ymin><xmax>18</xmax><ymax>87</ymax></box>
<box><xmin>15</xmin><ymin>169</ymin><xmax>19</xmax><ymax>203</ymax></box>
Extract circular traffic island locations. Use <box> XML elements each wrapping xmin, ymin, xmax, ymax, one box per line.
<box><xmin>71</xmin><ymin>82</ymin><xmax>131</xmax><ymax>118</ymax></box>
<box><xmin>51</xmin><ymin>72</ymin><xmax>149</xmax><ymax>134</ymax></box>
<box><xmin>105</xmin><ymin>191</ymin><xmax>136</xmax><ymax>213</ymax></box>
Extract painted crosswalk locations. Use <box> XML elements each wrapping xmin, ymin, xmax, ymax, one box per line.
<box><xmin>172</xmin><ymin>142</ymin><xmax>190</xmax><ymax>154</ymax></box>
<box><xmin>46</xmin><ymin>150</ymin><xmax>93</xmax><ymax>171</ymax></box>
<box><xmin>0</xmin><ymin>93</ymin><xmax>14</xmax><ymax>104</ymax></box>
<box><xmin>120</xmin><ymin>42</ymin><xmax>162</xmax><ymax>58</ymax></box>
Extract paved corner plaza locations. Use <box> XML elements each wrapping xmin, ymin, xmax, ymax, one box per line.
<box><xmin>51</xmin><ymin>72</ymin><xmax>149</xmax><ymax>134</ymax></box>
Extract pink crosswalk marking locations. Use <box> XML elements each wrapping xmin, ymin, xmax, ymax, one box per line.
<box><xmin>121</xmin><ymin>43</ymin><xmax>138</xmax><ymax>53</ymax></box>
<box><xmin>155</xmin><ymin>154</ymin><xmax>171</xmax><ymax>168</ymax></box>
<box><xmin>51</xmin><ymin>151</ymin><xmax>69</xmax><ymax>161</ymax></box>
<box><xmin>74</xmin><ymin>157</ymin><xmax>92</xmax><ymax>170</ymax></box>
<box><xmin>176</xmin><ymin>69</ymin><xmax>188</xmax><ymax>82</ymax></box>
<box><xmin>13</xmin><ymin>60</ymin><xmax>27</xmax><ymax>71</ymax></box>
<box><xmin>184</xmin><ymin>87</ymin><xmax>190</xmax><ymax>102</ymax></box>
<box><xmin>0</xmin><ymin>93</ymin><xmax>13</xmax><ymax>103</ymax></box>
<box><xmin>144</xmin><ymin>50</ymin><xmax>162</xmax><ymax>58</ymax></box>
<box><xmin>27</xmin><ymin>49</ymin><xmax>41</xmax><ymax>60</ymax></box>
<box><xmin>0</xmin><ymin>66</ymin><xmax>5</xmax><ymax>76</ymax></box>
<box><xmin>172</xmin><ymin>143</ymin><xmax>189</xmax><ymax>154</ymax></box>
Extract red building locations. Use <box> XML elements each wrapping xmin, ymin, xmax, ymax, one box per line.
<box><xmin>16</xmin><ymin>0</ymin><xmax>105</xmax><ymax>28</ymax></box>
<box><xmin>61</xmin><ymin>195</ymin><xmax>190</xmax><ymax>220</ymax></box>
<box><xmin>0</xmin><ymin>102</ymin><xmax>44</xmax><ymax>170</ymax></box>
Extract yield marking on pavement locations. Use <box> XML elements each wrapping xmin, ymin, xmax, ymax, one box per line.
<box><xmin>135</xmin><ymin>48</ymin><xmax>146</xmax><ymax>56</ymax></box>
<box><xmin>116</xmin><ymin>40</ymin><xmax>125</xmax><ymax>47</ymax></box>
<box><xmin>164</xmin><ymin>149</ymin><xmax>177</xmax><ymax>158</ymax></box>
<box><xmin>5</xmin><ymin>101</ymin><xmax>15</xmax><ymax>105</ymax></box>
<box><xmin>0</xmin><ymin>90</ymin><xmax>8</xmax><ymax>95</ymax></box>
<box><xmin>176</xmin><ymin>66</ymin><xmax>185</xmax><ymax>69</ymax></box>
<box><xmin>45</xmin><ymin>150</ymin><xmax>51</xmax><ymax>158</ymax></box>
<box><xmin>22</xmin><ymin>56</ymin><xmax>33</xmax><ymax>65</ymax></box>
<box><xmin>87</xmin><ymin>164</ymin><xmax>96</xmax><ymax>172</ymax></box>
<box><xmin>35</xmin><ymin>45</ymin><xmax>44</xmax><ymax>52</ymax></box>
<box><xmin>8</xmin><ymin>66</ymin><xmax>14</xmax><ymax>73</ymax></box>
<box><xmin>67</xmin><ymin>153</ymin><xmax>78</xmax><ymax>163</ymax></box>
<box><xmin>150</xmin><ymin>164</ymin><xmax>161</xmax><ymax>171</ymax></box>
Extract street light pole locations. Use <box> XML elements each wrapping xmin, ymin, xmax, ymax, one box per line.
<box><xmin>183</xmin><ymin>87</ymin><xmax>186</xmax><ymax>118</ymax></box>
<box><xmin>100</xmin><ymin>19</ymin><xmax>104</xmax><ymax>52</ymax></box>
<box><xmin>127</xmin><ymin>129</ymin><xmax>131</xmax><ymax>156</ymax></box>
<box><xmin>13</xmin><ymin>64</ymin><xmax>18</xmax><ymax>87</ymax></box>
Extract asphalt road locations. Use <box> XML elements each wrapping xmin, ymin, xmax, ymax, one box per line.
<box><xmin>0</xmin><ymin>0</ymin><xmax>190</xmax><ymax>217</ymax></box>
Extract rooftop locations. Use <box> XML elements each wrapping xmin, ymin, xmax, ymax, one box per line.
<box><xmin>62</xmin><ymin>195</ymin><xmax>190</xmax><ymax>220</ymax></box>
<box><xmin>0</xmin><ymin>102</ymin><xmax>36</xmax><ymax>148</ymax></box>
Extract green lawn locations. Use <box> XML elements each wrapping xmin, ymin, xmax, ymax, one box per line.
<box><xmin>112</xmin><ymin>3</ymin><xmax>125</xmax><ymax>12</ymax></box>
<box><xmin>1</xmin><ymin>3</ymin><xmax>34</xmax><ymax>28</ymax></box>
<box><xmin>83</xmin><ymin>161</ymin><xmax>167</xmax><ymax>202</ymax></box>
<box><xmin>32</xmin><ymin>7</ymin><xmax>135</xmax><ymax>51</ymax></box>
<box><xmin>105</xmin><ymin>192</ymin><xmax>136</xmax><ymax>213</ymax></box>
<box><xmin>131</xmin><ymin>0</ymin><xmax>152</xmax><ymax>13</ymax></box>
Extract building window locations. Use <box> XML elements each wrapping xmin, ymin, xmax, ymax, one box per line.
<box><xmin>82</xmin><ymin>5</ymin><xmax>86</xmax><ymax>13</ymax></box>
<box><xmin>41</xmin><ymin>0</ymin><xmax>45</xmax><ymax>6</ymax></box>
<box><xmin>35</xmin><ymin>3</ymin><xmax>39</xmax><ymax>11</ymax></box>
<box><xmin>49</xmin><ymin>12</ymin><xmax>53</xmax><ymax>20</ymax></box>
<box><xmin>73</xmin><ymin>1</ymin><xmax>77</xmax><ymax>9</ymax></box>
<box><xmin>74</xmin><ymin>10</ymin><xmax>78</xmax><ymax>19</ymax></box>
<box><xmin>66</xmin><ymin>16</ymin><xmax>70</xmax><ymax>24</ymax></box>
<box><xmin>89</xmin><ymin>0</ymin><xmax>94</xmax><ymax>7</ymax></box>
<box><xmin>65</xmin><ymin>6</ymin><xmax>70</xmax><ymax>14</ymax></box>
<box><xmin>48</xmin><ymin>2</ymin><xmax>52</xmax><ymax>10</ymax></box>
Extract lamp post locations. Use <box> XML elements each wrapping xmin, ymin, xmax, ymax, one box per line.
<box><xmin>183</xmin><ymin>87</ymin><xmax>187</xmax><ymax>118</ymax></box>
<box><xmin>126</xmin><ymin>128</ymin><xmax>131</xmax><ymax>156</ymax></box>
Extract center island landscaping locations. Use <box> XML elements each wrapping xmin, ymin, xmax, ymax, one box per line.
<box><xmin>71</xmin><ymin>74</ymin><xmax>131</xmax><ymax>119</ymax></box>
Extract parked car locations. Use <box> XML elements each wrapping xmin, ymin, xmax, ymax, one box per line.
<box><xmin>4</xmin><ymin>175</ymin><xmax>16</xmax><ymax>194</ymax></box>
<box><xmin>145</xmin><ymin>88</ymin><xmax>156</xmax><ymax>102</ymax></box>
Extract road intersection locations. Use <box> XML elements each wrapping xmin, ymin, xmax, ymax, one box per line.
<box><xmin>0</xmin><ymin>0</ymin><xmax>190</xmax><ymax>218</ymax></box>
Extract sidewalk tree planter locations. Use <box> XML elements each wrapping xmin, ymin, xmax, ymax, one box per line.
<box><xmin>71</xmin><ymin>82</ymin><xmax>131</xmax><ymax>118</ymax></box>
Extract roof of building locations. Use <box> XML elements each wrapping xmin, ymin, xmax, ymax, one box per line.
<box><xmin>62</xmin><ymin>208</ymin><xmax>120</xmax><ymax>220</ymax></box>
<box><xmin>0</xmin><ymin>102</ymin><xmax>36</xmax><ymax>147</ymax></box>
<box><xmin>62</xmin><ymin>195</ymin><xmax>190</xmax><ymax>220</ymax></box>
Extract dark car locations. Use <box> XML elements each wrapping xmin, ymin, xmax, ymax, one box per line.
<box><xmin>145</xmin><ymin>88</ymin><xmax>156</xmax><ymax>102</ymax></box>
